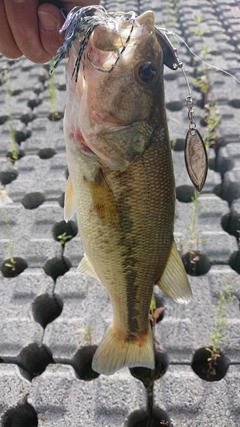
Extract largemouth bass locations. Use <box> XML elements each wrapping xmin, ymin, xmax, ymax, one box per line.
<box><xmin>55</xmin><ymin>6</ymin><xmax>192</xmax><ymax>375</ymax></box>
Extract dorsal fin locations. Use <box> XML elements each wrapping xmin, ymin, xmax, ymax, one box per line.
<box><xmin>78</xmin><ymin>253</ymin><xmax>100</xmax><ymax>281</ymax></box>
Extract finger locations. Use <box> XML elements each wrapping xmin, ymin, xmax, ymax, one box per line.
<box><xmin>38</xmin><ymin>4</ymin><xmax>65</xmax><ymax>57</ymax></box>
<box><xmin>38</xmin><ymin>1</ymin><xmax>101</xmax><ymax>57</ymax></box>
<box><xmin>4</xmin><ymin>0</ymin><xmax>50</xmax><ymax>63</ymax></box>
<box><xmin>0</xmin><ymin>0</ymin><xmax>22</xmax><ymax>58</ymax></box>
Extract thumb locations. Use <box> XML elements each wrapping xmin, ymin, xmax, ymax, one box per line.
<box><xmin>38</xmin><ymin>4</ymin><xmax>65</xmax><ymax>57</ymax></box>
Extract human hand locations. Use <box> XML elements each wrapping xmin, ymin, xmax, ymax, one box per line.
<box><xmin>0</xmin><ymin>0</ymin><xmax>100</xmax><ymax>63</ymax></box>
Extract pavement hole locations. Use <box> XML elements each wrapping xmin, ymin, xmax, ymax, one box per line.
<box><xmin>18</xmin><ymin>343</ymin><xmax>54</xmax><ymax>378</ymax></box>
<box><xmin>229</xmin><ymin>251</ymin><xmax>240</xmax><ymax>274</ymax></box>
<box><xmin>0</xmin><ymin>169</ymin><xmax>18</xmax><ymax>185</ymax></box>
<box><xmin>48</xmin><ymin>111</ymin><xmax>64</xmax><ymax>121</ymax></box>
<box><xmin>27</xmin><ymin>96</ymin><xmax>41</xmax><ymax>109</ymax></box>
<box><xmin>58</xmin><ymin>82</ymin><xmax>66</xmax><ymax>91</ymax></box>
<box><xmin>130</xmin><ymin>349</ymin><xmax>169</xmax><ymax>388</ymax></box>
<box><xmin>166</xmin><ymin>101</ymin><xmax>183</xmax><ymax>111</ymax></box>
<box><xmin>58</xmin><ymin>192</ymin><xmax>65</xmax><ymax>208</ymax></box>
<box><xmin>38</xmin><ymin>148</ymin><xmax>56</xmax><ymax>159</ymax></box>
<box><xmin>21</xmin><ymin>192</ymin><xmax>45</xmax><ymax>209</ymax></box>
<box><xmin>72</xmin><ymin>345</ymin><xmax>99</xmax><ymax>381</ymax></box>
<box><xmin>1</xmin><ymin>257</ymin><xmax>28</xmax><ymax>278</ymax></box>
<box><xmin>221</xmin><ymin>212</ymin><xmax>240</xmax><ymax>238</ymax></box>
<box><xmin>32</xmin><ymin>293</ymin><xmax>63</xmax><ymax>328</ymax></box>
<box><xmin>191</xmin><ymin>347</ymin><xmax>229</xmax><ymax>381</ymax></box>
<box><xmin>43</xmin><ymin>256</ymin><xmax>71</xmax><ymax>281</ymax></box>
<box><xmin>14</xmin><ymin>127</ymin><xmax>31</xmax><ymax>144</ymax></box>
<box><xmin>164</xmin><ymin>73</ymin><xmax>177</xmax><ymax>81</ymax></box>
<box><xmin>171</xmin><ymin>138</ymin><xmax>185</xmax><ymax>151</ymax></box>
<box><xmin>52</xmin><ymin>220</ymin><xmax>78</xmax><ymax>244</ymax></box>
<box><xmin>228</xmin><ymin>99</ymin><xmax>240</xmax><ymax>108</ymax></box>
<box><xmin>182</xmin><ymin>251</ymin><xmax>211</xmax><ymax>276</ymax></box>
<box><xmin>1</xmin><ymin>403</ymin><xmax>38</xmax><ymax>427</ymax></box>
<box><xmin>0</xmin><ymin>114</ymin><xmax>8</xmax><ymax>124</ymax></box>
<box><xmin>128</xmin><ymin>408</ymin><xmax>172</xmax><ymax>427</ymax></box>
<box><xmin>176</xmin><ymin>185</ymin><xmax>195</xmax><ymax>203</ymax></box>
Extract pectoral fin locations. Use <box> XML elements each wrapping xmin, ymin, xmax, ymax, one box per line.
<box><xmin>78</xmin><ymin>253</ymin><xmax>100</xmax><ymax>281</ymax></box>
<box><xmin>64</xmin><ymin>176</ymin><xmax>75</xmax><ymax>222</ymax></box>
<box><xmin>86</xmin><ymin>169</ymin><xmax>119</xmax><ymax>227</ymax></box>
<box><xmin>157</xmin><ymin>242</ymin><xmax>192</xmax><ymax>304</ymax></box>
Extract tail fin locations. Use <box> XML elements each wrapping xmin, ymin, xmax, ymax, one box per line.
<box><xmin>92</xmin><ymin>324</ymin><xmax>154</xmax><ymax>375</ymax></box>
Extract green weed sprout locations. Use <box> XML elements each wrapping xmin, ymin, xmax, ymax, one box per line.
<box><xmin>3</xmin><ymin>70</ymin><xmax>19</xmax><ymax>162</ymax></box>
<box><xmin>191</xmin><ymin>14</ymin><xmax>211</xmax><ymax>99</ymax></box>
<box><xmin>0</xmin><ymin>184</ymin><xmax>15</xmax><ymax>271</ymax></box>
<box><xmin>188</xmin><ymin>191</ymin><xmax>201</xmax><ymax>250</ymax></box>
<box><xmin>206</xmin><ymin>277</ymin><xmax>236</xmax><ymax>376</ymax></box>
<box><xmin>204</xmin><ymin>102</ymin><xmax>221</xmax><ymax>149</ymax></box>
<box><xmin>78</xmin><ymin>326</ymin><xmax>94</xmax><ymax>346</ymax></box>
<box><xmin>190</xmin><ymin>15</ymin><xmax>222</xmax><ymax>150</ymax></box>
<box><xmin>177</xmin><ymin>191</ymin><xmax>205</xmax><ymax>275</ymax></box>
<box><xmin>57</xmin><ymin>232</ymin><xmax>73</xmax><ymax>246</ymax></box>
<box><xmin>188</xmin><ymin>191</ymin><xmax>205</xmax><ymax>264</ymax></box>
<box><xmin>149</xmin><ymin>294</ymin><xmax>164</xmax><ymax>327</ymax></box>
<box><xmin>191</xmin><ymin>14</ymin><xmax>209</xmax><ymax>37</ymax></box>
<box><xmin>49</xmin><ymin>58</ymin><xmax>57</xmax><ymax>113</ymax></box>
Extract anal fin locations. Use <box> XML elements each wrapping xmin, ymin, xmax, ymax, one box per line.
<box><xmin>78</xmin><ymin>253</ymin><xmax>100</xmax><ymax>281</ymax></box>
<box><xmin>157</xmin><ymin>241</ymin><xmax>192</xmax><ymax>304</ymax></box>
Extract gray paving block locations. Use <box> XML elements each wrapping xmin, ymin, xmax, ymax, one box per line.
<box><xmin>0</xmin><ymin>119</ymin><xmax>31</xmax><ymax>144</ymax></box>
<box><xmin>226</xmin><ymin>198</ymin><xmax>240</xmax><ymax>236</ymax></box>
<box><xmin>222</xmin><ymin>168</ymin><xmax>240</xmax><ymax>203</ymax></box>
<box><xmin>28</xmin><ymin>364</ymin><xmax>147</xmax><ymax>427</ymax></box>
<box><xmin>22</xmin><ymin>119</ymin><xmax>65</xmax><ymax>155</ymax></box>
<box><xmin>174</xmin><ymin>194</ymin><xmax>238</xmax><ymax>264</ymax></box>
<box><xmin>0</xmin><ymin>269</ymin><xmax>54</xmax><ymax>361</ymax></box>
<box><xmin>7</xmin><ymin>155</ymin><xmax>66</xmax><ymax>202</ymax></box>
<box><xmin>43</xmin><ymin>269</ymin><xmax>112</xmax><ymax>361</ymax></box>
<box><xmin>200</xmin><ymin>230</ymin><xmax>237</xmax><ymax>264</ymax></box>
<box><xmin>217</xmin><ymin>142</ymin><xmax>240</xmax><ymax>175</ymax></box>
<box><xmin>156</xmin><ymin>265</ymin><xmax>240</xmax><ymax>364</ymax></box>
<box><xmin>0</xmin><ymin>364</ymin><xmax>31</xmax><ymax>417</ymax></box>
<box><xmin>0</xmin><ymin>202</ymin><xmax>35</xmax><ymax>262</ymax></box>
<box><xmin>26</xmin><ymin>239</ymin><xmax>61</xmax><ymax>268</ymax></box>
<box><xmin>154</xmin><ymin>365</ymin><xmax>240</xmax><ymax>427</ymax></box>
<box><xmin>64</xmin><ymin>235</ymin><xmax>84</xmax><ymax>268</ymax></box>
<box><xmin>24</xmin><ymin>202</ymin><xmax>65</xmax><ymax>267</ymax></box>
<box><xmin>34</xmin><ymin>91</ymin><xmax>65</xmax><ymax>119</ymax></box>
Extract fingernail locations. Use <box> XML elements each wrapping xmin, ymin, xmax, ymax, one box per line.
<box><xmin>38</xmin><ymin>11</ymin><xmax>59</xmax><ymax>31</ymax></box>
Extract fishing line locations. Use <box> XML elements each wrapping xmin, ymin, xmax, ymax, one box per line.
<box><xmin>159</xmin><ymin>28</ymin><xmax>240</xmax><ymax>85</ymax></box>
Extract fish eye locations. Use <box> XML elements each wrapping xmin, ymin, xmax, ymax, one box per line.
<box><xmin>138</xmin><ymin>62</ymin><xmax>157</xmax><ymax>84</ymax></box>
